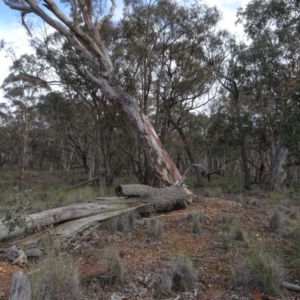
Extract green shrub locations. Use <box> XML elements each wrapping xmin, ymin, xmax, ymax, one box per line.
<box><xmin>3</xmin><ymin>188</ymin><xmax>30</xmax><ymax>233</ymax></box>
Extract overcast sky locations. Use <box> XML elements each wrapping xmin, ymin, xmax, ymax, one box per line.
<box><xmin>0</xmin><ymin>0</ymin><xmax>250</xmax><ymax>102</ymax></box>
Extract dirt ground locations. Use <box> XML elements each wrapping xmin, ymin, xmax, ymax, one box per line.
<box><xmin>1</xmin><ymin>192</ymin><xmax>300</xmax><ymax>300</ymax></box>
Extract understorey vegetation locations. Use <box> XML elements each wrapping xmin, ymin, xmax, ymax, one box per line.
<box><xmin>0</xmin><ymin>172</ymin><xmax>300</xmax><ymax>298</ymax></box>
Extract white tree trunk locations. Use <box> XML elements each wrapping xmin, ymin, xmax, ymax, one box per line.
<box><xmin>270</xmin><ymin>143</ymin><xmax>288</xmax><ymax>191</ymax></box>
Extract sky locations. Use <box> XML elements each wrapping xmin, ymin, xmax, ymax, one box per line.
<box><xmin>0</xmin><ymin>0</ymin><xmax>250</xmax><ymax>102</ymax></box>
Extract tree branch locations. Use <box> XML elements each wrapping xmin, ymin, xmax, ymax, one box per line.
<box><xmin>3</xmin><ymin>0</ymin><xmax>32</xmax><ymax>12</ymax></box>
<box><xmin>95</xmin><ymin>0</ymin><xmax>116</xmax><ymax>31</ymax></box>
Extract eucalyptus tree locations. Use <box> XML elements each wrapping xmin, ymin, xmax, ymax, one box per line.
<box><xmin>32</xmin><ymin>31</ymin><xmax>133</xmax><ymax>183</ymax></box>
<box><xmin>1</xmin><ymin>71</ymin><xmax>50</xmax><ymax>186</ymax></box>
<box><xmin>0</xmin><ymin>105</ymin><xmax>18</xmax><ymax>167</ymax></box>
<box><xmin>237</xmin><ymin>0</ymin><xmax>300</xmax><ymax>190</ymax></box>
<box><xmin>113</xmin><ymin>0</ymin><xmax>224</xmax><ymax>186</ymax></box>
<box><xmin>3</xmin><ymin>0</ymin><xmax>187</xmax><ymax>187</ymax></box>
<box><xmin>214</xmin><ymin>38</ymin><xmax>252</xmax><ymax>189</ymax></box>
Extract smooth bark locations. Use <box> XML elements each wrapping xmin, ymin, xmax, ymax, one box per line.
<box><xmin>0</xmin><ymin>202</ymin><xmax>129</xmax><ymax>241</ymax></box>
<box><xmin>1</xmin><ymin>185</ymin><xmax>190</xmax><ymax>243</ymax></box>
<box><xmin>9</xmin><ymin>271</ymin><xmax>31</xmax><ymax>300</ymax></box>
<box><xmin>115</xmin><ymin>184</ymin><xmax>189</xmax><ymax>214</ymax></box>
<box><xmin>270</xmin><ymin>143</ymin><xmax>288</xmax><ymax>190</ymax></box>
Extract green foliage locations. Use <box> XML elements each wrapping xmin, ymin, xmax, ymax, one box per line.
<box><xmin>237</xmin><ymin>0</ymin><xmax>300</xmax><ymax>156</ymax></box>
<box><xmin>184</xmin><ymin>176</ymin><xmax>201</xmax><ymax>188</ymax></box>
<box><xmin>3</xmin><ymin>188</ymin><xmax>30</xmax><ymax>233</ymax></box>
<box><xmin>235</xmin><ymin>245</ymin><xmax>285</xmax><ymax>295</ymax></box>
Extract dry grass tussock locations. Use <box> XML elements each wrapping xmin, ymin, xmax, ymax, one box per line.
<box><xmin>235</xmin><ymin>245</ymin><xmax>285</xmax><ymax>295</ymax></box>
<box><xmin>102</xmin><ymin>249</ymin><xmax>125</xmax><ymax>286</ymax></box>
<box><xmin>29</xmin><ymin>240</ymin><xmax>82</xmax><ymax>300</ymax></box>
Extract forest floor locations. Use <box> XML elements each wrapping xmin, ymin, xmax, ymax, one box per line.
<box><xmin>1</xmin><ymin>171</ymin><xmax>300</xmax><ymax>299</ymax></box>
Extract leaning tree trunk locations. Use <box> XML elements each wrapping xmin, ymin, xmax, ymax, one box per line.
<box><xmin>3</xmin><ymin>0</ymin><xmax>181</xmax><ymax>188</ymax></box>
<box><xmin>270</xmin><ymin>143</ymin><xmax>288</xmax><ymax>191</ymax></box>
<box><xmin>91</xmin><ymin>80</ymin><xmax>181</xmax><ymax>187</ymax></box>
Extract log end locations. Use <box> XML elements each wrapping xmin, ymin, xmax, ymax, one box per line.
<box><xmin>9</xmin><ymin>271</ymin><xmax>31</xmax><ymax>300</ymax></box>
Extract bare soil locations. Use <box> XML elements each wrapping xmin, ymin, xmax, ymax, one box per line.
<box><xmin>1</xmin><ymin>192</ymin><xmax>300</xmax><ymax>300</ymax></box>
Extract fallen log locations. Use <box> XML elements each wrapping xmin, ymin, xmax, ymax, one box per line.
<box><xmin>282</xmin><ymin>281</ymin><xmax>300</xmax><ymax>292</ymax></box>
<box><xmin>53</xmin><ymin>205</ymin><xmax>141</xmax><ymax>245</ymax></box>
<box><xmin>1</xmin><ymin>205</ymin><xmax>143</xmax><ymax>254</ymax></box>
<box><xmin>116</xmin><ymin>184</ymin><xmax>188</xmax><ymax>199</ymax></box>
<box><xmin>0</xmin><ymin>245</ymin><xmax>19</xmax><ymax>262</ymax></box>
<box><xmin>0</xmin><ymin>202</ymin><xmax>130</xmax><ymax>241</ymax></box>
<box><xmin>115</xmin><ymin>184</ymin><xmax>190</xmax><ymax>215</ymax></box>
<box><xmin>0</xmin><ymin>184</ymin><xmax>190</xmax><ymax>251</ymax></box>
<box><xmin>9</xmin><ymin>271</ymin><xmax>31</xmax><ymax>300</ymax></box>
<box><xmin>69</xmin><ymin>177</ymin><xmax>100</xmax><ymax>189</ymax></box>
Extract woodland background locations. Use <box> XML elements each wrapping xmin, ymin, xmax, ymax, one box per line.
<box><xmin>0</xmin><ymin>0</ymin><xmax>300</xmax><ymax>191</ymax></box>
